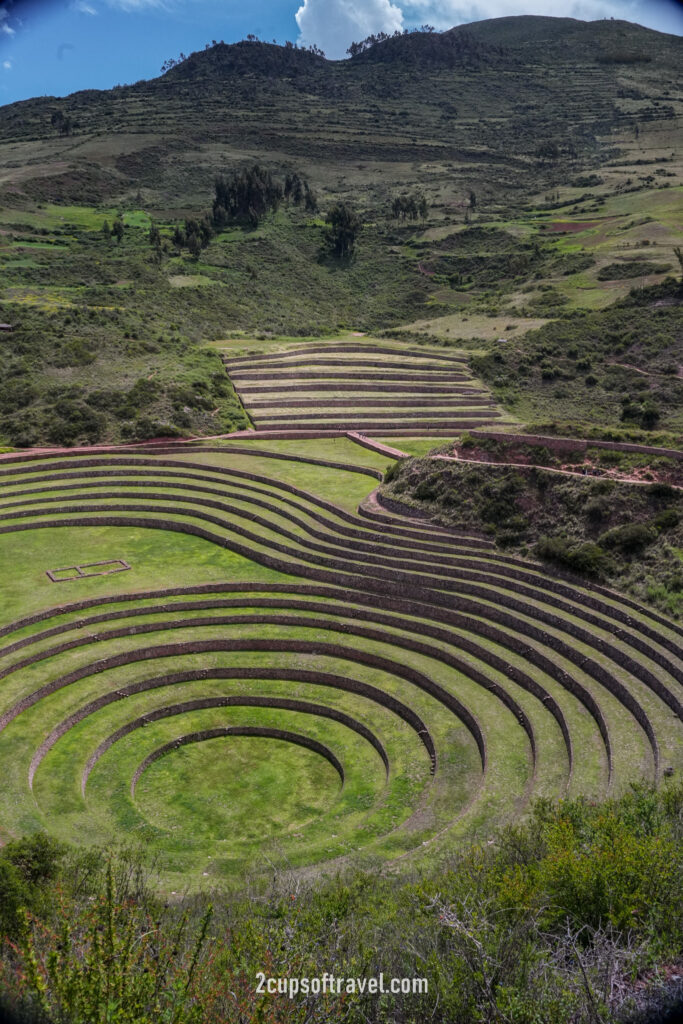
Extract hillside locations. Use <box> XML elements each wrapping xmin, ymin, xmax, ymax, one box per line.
<box><xmin>0</xmin><ymin>17</ymin><xmax>681</xmax><ymax>447</ymax></box>
<box><xmin>2</xmin><ymin>17</ymin><xmax>681</xmax><ymax>200</ymax></box>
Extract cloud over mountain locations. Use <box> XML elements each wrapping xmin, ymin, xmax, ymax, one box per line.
<box><xmin>296</xmin><ymin>0</ymin><xmax>404</xmax><ymax>58</ymax></box>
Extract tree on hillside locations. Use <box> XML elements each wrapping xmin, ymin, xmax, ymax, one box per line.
<box><xmin>346</xmin><ymin>25</ymin><xmax>436</xmax><ymax>58</ymax></box>
<box><xmin>284</xmin><ymin>172</ymin><xmax>317</xmax><ymax>210</ymax></box>
<box><xmin>674</xmin><ymin>246</ymin><xmax>683</xmax><ymax>292</ymax></box>
<box><xmin>50</xmin><ymin>110</ymin><xmax>73</xmax><ymax>136</ymax></box>
<box><xmin>390</xmin><ymin>193</ymin><xmax>426</xmax><ymax>221</ymax></box>
<box><xmin>101</xmin><ymin>220</ymin><xmax>111</xmax><ymax>241</ymax></box>
<box><xmin>304</xmin><ymin>184</ymin><xmax>318</xmax><ymax>213</ymax></box>
<box><xmin>325</xmin><ymin>203</ymin><xmax>362</xmax><ymax>258</ymax></box>
<box><xmin>285</xmin><ymin>173</ymin><xmax>306</xmax><ymax>205</ymax></box>
<box><xmin>148</xmin><ymin>223</ymin><xmax>163</xmax><ymax>264</ymax></box>
<box><xmin>111</xmin><ymin>218</ymin><xmax>125</xmax><ymax>245</ymax></box>
<box><xmin>212</xmin><ymin>166</ymin><xmax>283</xmax><ymax>228</ymax></box>
<box><xmin>186</xmin><ymin>232</ymin><xmax>201</xmax><ymax>259</ymax></box>
<box><xmin>535</xmin><ymin>141</ymin><xmax>561</xmax><ymax>164</ymax></box>
<box><xmin>170</xmin><ymin>216</ymin><xmax>213</xmax><ymax>256</ymax></box>
<box><xmin>469</xmin><ymin>190</ymin><xmax>477</xmax><ymax>210</ymax></box>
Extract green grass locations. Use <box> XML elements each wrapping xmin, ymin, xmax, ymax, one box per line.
<box><xmin>204</xmin><ymin>436</ymin><xmax>393</xmax><ymax>471</ymax></box>
<box><xmin>375</xmin><ymin>437</ymin><xmax>445</xmax><ymax>456</ymax></box>
<box><xmin>132</xmin><ymin>732</ymin><xmax>342</xmax><ymax>841</ymax></box>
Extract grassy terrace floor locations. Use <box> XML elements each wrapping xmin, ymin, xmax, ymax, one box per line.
<box><xmin>0</xmin><ymin>442</ymin><xmax>680</xmax><ymax>889</ymax></box>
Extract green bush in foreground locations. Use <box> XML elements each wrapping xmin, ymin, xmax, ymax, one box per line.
<box><xmin>0</xmin><ymin>785</ymin><xmax>681</xmax><ymax>1023</ymax></box>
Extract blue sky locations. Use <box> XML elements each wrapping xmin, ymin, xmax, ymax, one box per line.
<box><xmin>0</xmin><ymin>0</ymin><xmax>681</xmax><ymax>105</ymax></box>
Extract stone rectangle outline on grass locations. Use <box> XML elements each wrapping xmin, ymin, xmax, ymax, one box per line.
<box><xmin>46</xmin><ymin>559</ymin><xmax>131</xmax><ymax>583</ymax></box>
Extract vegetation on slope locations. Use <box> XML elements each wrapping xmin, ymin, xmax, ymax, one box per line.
<box><xmin>383</xmin><ymin>454</ymin><xmax>683</xmax><ymax>615</ymax></box>
<box><xmin>0</xmin><ymin>199</ymin><xmax>433</xmax><ymax>445</ymax></box>
<box><xmin>0</xmin><ymin>298</ymin><xmax>248</xmax><ymax>447</ymax></box>
<box><xmin>0</xmin><ymin>16</ymin><xmax>680</xmax><ymax>445</ymax></box>
<box><xmin>1</xmin><ymin>784</ymin><xmax>682</xmax><ymax>1023</ymax></box>
<box><xmin>470</xmin><ymin>279</ymin><xmax>683</xmax><ymax>435</ymax></box>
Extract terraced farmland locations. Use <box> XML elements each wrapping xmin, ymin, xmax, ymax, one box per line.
<box><xmin>223</xmin><ymin>340</ymin><xmax>507</xmax><ymax>435</ymax></box>
<box><xmin>0</xmin><ymin>442</ymin><xmax>681</xmax><ymax>888</ymax></box>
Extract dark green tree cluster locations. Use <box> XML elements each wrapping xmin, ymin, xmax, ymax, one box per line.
<box><xmin>212</xmin><ymin>165</ymin><xmax>283</xmax><ymax>228</ymax></box>
<box><xmin>325</xmin><ymin>203</ymin><xmax>362</xmax><ymax>258</ymax></box>
<box><xmin>284</xmin><ymin>172</ymin><xmax>318</xmax><ymax>212</ymax></box>
<box><xmin>172</xmin><ymin>216</ymin><xmax>214</xmax><ymax>257</ymax></box>
<box><xmin>621</xmin><ymin>394</ymin><xmax>660</xmax><ymax>429</ymax></box>
<box><xmin>535</xmin><ymin>138</ymin><xmax>577</xmax><ymax>163</ymax></box>
<box><xmin>101</xmin><ymin>218</ymin><xmax>124</xmax><ymax>244</ymax></box>
<box><xmin>145</xmin><ymin>167</ymin><xmax>318</xmax><ymax>261</ymax></box>
<box><xmin>390</xmin><ymin>193</ymin><xmax>428</xmax><ymax>221</ymax></box>
<box><xmin>347</xmin><ymin>25</ymin><xmax>435</xmax><ymax>57</ymax></box>
<box><xmin>281</xmin><ymin>39</ymin><xmax>326</xmax><ymax>57</ymax></box>
<box><xmin>50</xmin><ymin>110</ymin><xmax>73</xmax><ymax>136</ymax></box>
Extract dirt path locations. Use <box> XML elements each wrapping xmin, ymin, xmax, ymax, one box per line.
<box><xmin>430</xmin><ymin>453</ymin><xmax>683</xmax><ymax>489</ymax></box>
<box><xmin>608</xmin><ymin>360</ymin><xmax>683</xmax><ymax>380</ymax></box>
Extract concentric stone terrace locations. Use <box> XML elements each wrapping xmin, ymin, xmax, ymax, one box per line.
<box><xmin>223</xmin><ymin>340</ymin><xmax>506</xmax><ymax>435</ymax></box>
<box><xmin>0</xmin><ymin>443</ymin><xmax>680</xmax><ymax>886</ymax></box>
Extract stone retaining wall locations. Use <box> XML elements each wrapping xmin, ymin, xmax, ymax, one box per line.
<box><xmin>225</xmin><ymin>344</ymin><xmax>467</xmax><ymax>365</ymax></box>
<box><xmin>75</xmin><ymin>693</ymin><xmax>391</xmax><ymax>795</ymax></box>
<box><xmin>130</xmin><ymin>726</ymin><xmax>345</xmax><ymax>796</ymax></box>
<box><xmin>2</xmin><ymin>633</ymin><xmax>481</xmax><ymax>767</ymax></box>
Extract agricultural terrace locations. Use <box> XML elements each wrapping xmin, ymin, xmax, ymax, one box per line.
<box><xmin>0</xmin><ymin>440</ymin><xmax>680</xmax><ymax>889</ymax></box>
<box><xmin>221</xmin><ymin>338</ymin><xmax>508</xmax><ymax>436</ymax></box>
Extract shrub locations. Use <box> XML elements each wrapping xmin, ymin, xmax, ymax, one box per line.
<box><xmin>584</xmin><ymin>497</ymin><xmax>610</xmax><ymax>523</ymax></box>
<box><xmin>0</xmin><ymin>859</ymin><xmax>28</xmax><ymax>937</ymax></box>
<box><xmin>415</xmin><ymin>473</ymin><xmax>441</xmax><ymax>501</ymax></box>
<box><xmin>2</xmin><ymin>832</ymin><xmax>66</xmax><ymax>888</ymax></box>
<box><xmin>383</xmin><ymin>459</ymin><xmax>402</xmax><ymax>483</ymax></box>
<box><xmin>654</xmin><ymin>508</ymin><xmax>680</xmax><ymax>530</ymax></box>
<box><xmin>600</xmin><ymin>522</ymin><xmax>657</xmax><ymax>553</ymax></box>
<box><xmin>535</xmin><ymin>536</ymin><xmax>611</xmax><ymax>576</ymax></box>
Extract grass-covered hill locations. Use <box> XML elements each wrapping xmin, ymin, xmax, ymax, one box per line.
<box><xmin>0</xmin><ymin>16</ymin><xmax>681</xmax><ymax>447</ymax></box>
<box><xmin>2</xmin><ymin>17</ymin><xmax>681</xmax><ymax>202</ymax></box>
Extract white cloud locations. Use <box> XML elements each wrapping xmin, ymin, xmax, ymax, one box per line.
<box><xmin>3</xmin><ymin>60</ymin><xmax>12</xmax><ymax>70</ymax></box>
<box><xmin>400</xmin><ymin>0</ymin><xmax>630</xmax><ymax>30</ymax></box>
<box><xmin>104</xmin><ymin>0</ymin><xmax>167</xmax><ymax>10</ymax></box>
<box><xmin>296</xmin><ymin>0</ymin><xmax>404</xmax><ymax>58</ymax></box>
<box><xmin>1</xmin><ymin>23</ymin><xmax>15</xmax><ymax>35</ymax></box>
<box><xmin>74</xmin><ymin>1</ymin><xmax>98</xmax><ymax>14</ymax></box>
